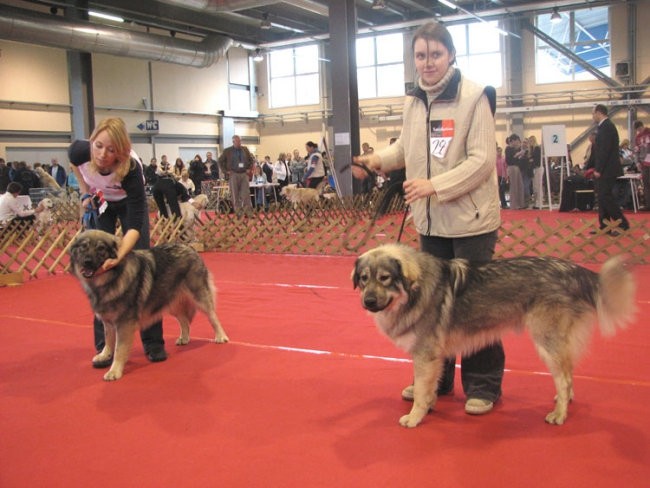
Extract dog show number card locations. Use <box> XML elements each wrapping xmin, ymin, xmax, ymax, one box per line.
<box><xmin>430</xmin><ymin>120</ymin><xmax>454</xmax><ymax>159</ymax></box>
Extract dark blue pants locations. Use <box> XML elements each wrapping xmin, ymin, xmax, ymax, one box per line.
<box><xmin>420</xmin><ymin>231</ymin><xmax>504</xmax><ymax>402</ymax></box>
<box><xmin>93</xmin><ymin>201</ymin><xmax>165</xmax><ymax>354</ymax></box>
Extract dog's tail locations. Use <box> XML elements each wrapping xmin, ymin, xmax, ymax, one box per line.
<box><xmin>596</xmin><ymin>256</ymin><xmax>637</xmax><ymax>336</ymax></box>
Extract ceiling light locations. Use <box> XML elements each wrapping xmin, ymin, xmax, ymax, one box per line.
<box><xmin>371</xmin><ymin>0</ymin><xmax>386</xmax><ymax>9</ymax></box>
<box><xmin>252</xmin><ymin>48</ymin><xmax>264</xmax><ymax>62</ymax></box>
<box><xmin>89</xmin><ymin>11</ymin><xmax>124</xmax><ymax>23</ymax></box>
<box><xmin>260</xmin><ymin>13</ymin><xmax>271</xmax><ymax>30</ymax></box>
<box><xmin>550</xmin><ymin>7</ymin><xmax>562</xmax><ymax>23</ymax></box>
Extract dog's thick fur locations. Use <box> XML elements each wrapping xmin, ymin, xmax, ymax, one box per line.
<box><xmin>34</xmin><ymin>198</ymin><xmax>54</xmax><ymax>233</ymax></box>
<box><xmin>69</xmin><ymin>229</ymin><xmax>229</xmax><ymax>381</ymax></box>
<box><xmin>352</xmin><ymin>243</ymin><xmax>636</xmax><ymax>428</ymax></box>
<box><xmin>281</xmin><ymin>182</ymin><xmax>333</xmax><ymax>207</ymax></box>
<box><xmin>180</xmin><ymin>193</ymin><xmax>209</xmax><ymax>226</ymax></box>
<box><xmin>34</xmin><ymin>167</ymin><xmax>61</xmax><ymax>189</ymax></box>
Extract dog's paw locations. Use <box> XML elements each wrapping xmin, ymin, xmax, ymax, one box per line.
<box><xmin>215</xmin><ymin>334</ymin><xmax>229</xmax><ymax>344</ymax></box>
<box><xmin>103</xmin><ymin>369</ymin><xmax>123</xmax><ymax>381</ymax></box>
<box><xmin>175</xmin><ymin>337</ymin><xmax>190</xmax><ymax>346</ymax></box>
<box><xmin>544</xmin><ymin>410</ymin><xmax>567</xmax><ymax>425</ymax></box>
<box><xmin>398</xmin><ymin>414</ymin><xmax>421</xmax><ymax>428</ymax></box>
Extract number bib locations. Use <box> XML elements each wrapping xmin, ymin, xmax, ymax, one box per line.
<box><xmin>430</xmin><ymin>119</ymin><xmax>455</xmax><ymax>159</ymax></box>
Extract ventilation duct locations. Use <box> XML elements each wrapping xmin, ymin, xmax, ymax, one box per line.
<box><xmin>0</xmin><ymin>5</ymin><xmax>233</xmax><ymax>68</ymax></box>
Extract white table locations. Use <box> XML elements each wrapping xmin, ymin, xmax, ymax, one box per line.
<box><xmin>618</xmin><ymin>173</ymin><xmax>642</xmax><ymax>213</ymax></box>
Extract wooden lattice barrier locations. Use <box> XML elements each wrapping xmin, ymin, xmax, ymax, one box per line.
<box><xmin>2</xmin><ymin>188</ymin><xmax>649</xmax><ymax>283</ymax></box>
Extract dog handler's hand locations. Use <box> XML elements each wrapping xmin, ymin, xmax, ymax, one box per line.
<box><xmin>403</xmin><ymin>179</ymin><xmax>436</xmax><ymax>205</ymax></box>
<box><xmin>352</xmin><ymin>154</ymin><xmax>381</xmax><ymax>179</ymax></box>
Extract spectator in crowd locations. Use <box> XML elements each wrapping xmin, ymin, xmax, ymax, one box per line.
<box><xmin>290</xmin><ymin>149</ymin><xmax>306</xmax><ymax>185</ymax></box>
<box><xmin>179</xmin><ymin>169</ymin><xmax>196</xmax><ymax>196</ymax></box>
<box><xmin>205</xmin><ymin>151</ymin><xmax>220</xmax><ymax>181</ymax></box>
<box><xmin>218</xmin><ymin>135</ymin><xmax>255</xmax><ymax>216</ymax></box>
<box><xmin>529</xmin><ymin>135</ymin><xmax>543</xmax><ymax>209</ymax></box>
<box><xmin>634</xmin><ymin>120</ymin><xmax>650</xmax><ymax>210</ymax></box>
<box><xmin>159</xmin><ymin>155</ymin><xmax>170</xmax><ymax>174</ymax></box>
<box><xmin>49</xmin><ymin>158</ymin><xmax>67</xmax><ymax>187</ymax></box>
<box><xmin>251</xmin><ymin>164</ymin><xmax>269</xmax><ymax>209</ymax></box>
<box><xmin>261</xmin><ymin>155</ymin><xmax>274</xmax><ymax>185</ymax></box>
<box><xmin>188</xmin><ymin>154</ymin><xmax>205</xmax><ymax>195</ymax></box>
<box><xmin>173</xmin><ymin>157</ymin><xmax>185</xmax><ymax>180</ymax></box>
<box><xmin>590</xmin><ymin>104</ymin><xmax>629</xmax><ymax>234</ymax></box>
<box><xmin>0</xmin><ymin>158</ymin><xmax>10</xmax><ymax>193</ymax></box>
<box><xmin>12</xmin><ymin>161</ymin><xmax>39</xmax><ymax>196</ymax></box>
<box><xmin>505</xmin><ymin>135</ymin><xmax>525</xmax><ymax>209</ymax></box>
<box><xmin>304</xmin><ymin>141</ymin><xmax>325</xmax><ymax>189</ymax></box>
<box><xmin>144</xmin><ymin>157</ymin><xmax>159</xmax><ymax>186</ymax></box>
<box><xmin>0</xmin><ymin>181</ymin><xmax>43</xmax><ymax>224</ymax></box>
<box><xmin>66</xmin><ymin>169</ymin><xmax>80</xmax><ymax>194</ymax></box>
<box><xmin>273</xmin><ymin>152</ymin><xmax>290</xmax><ymax>193</ymax></box>
<box><xmin>495</xmin><ymin>145</ymin><xmax>508</xmax><ymax>209</ymax></box>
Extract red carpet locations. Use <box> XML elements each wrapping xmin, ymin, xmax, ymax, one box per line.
<box><xmin>1</xmin><ymin>248</ymin><xmax>649</xmax><ymax>487</ymax></box>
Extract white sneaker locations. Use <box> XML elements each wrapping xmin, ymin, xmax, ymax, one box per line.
<box><xmin>465</xmin><ymin>398</ymin><xmax>494</xmax><ymax>415</ymax></box>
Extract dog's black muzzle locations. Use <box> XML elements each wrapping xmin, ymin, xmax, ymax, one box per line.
<box><xmin>362</xmin><ymin>293</ymin><xmax>391</xmax><ymax>313</ymax></box>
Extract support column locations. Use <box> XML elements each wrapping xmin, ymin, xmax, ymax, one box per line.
<box><xmin>328</xmin><ymin>0</ymin><xmax>359</xmax><ymax>196</ymax></box>
<box><xmin>66</xmin><ymin>1</ymin><xmax>94</xmax><ymax>139</ymax></box>
<box><xmin>504</xmin><ymin>17</ymin><xmax>524</xmax><ymax>138</ymax></box>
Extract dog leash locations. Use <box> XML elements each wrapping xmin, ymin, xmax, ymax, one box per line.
<box><xmin>340</xmin><ymin>162</ymin><xmax>409</xmax><ymax>251</ymax></box>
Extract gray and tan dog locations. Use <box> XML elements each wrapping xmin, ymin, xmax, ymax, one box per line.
<box><xmin>69</xmin><ymin>229</ymin><xmax>229</xmax><ymax>381</ymax></box>
<box><xmin>352</xmin><ymin>243</ymin><xmax>636</xmax><ymax>428</ymax></box>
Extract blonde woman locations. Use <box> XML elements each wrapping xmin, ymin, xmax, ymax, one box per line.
<box><xmin>528</xmin><ymin>135</ymin><xmax>544</xmax><ymax>209</ymax></box>
<box><xmin>173</xmin><ymin>157</ymin><xmax>185</xmax><ymax>180</ymax></box>
<box><xmin>68</xmin><ymin>117</ymin><xmax>167</xmax><ymax>366</ymax></box>
<box><xmin>179</xmin><ymin>169</ymin><xmax>196</xmax><ymax>195</ymax></box>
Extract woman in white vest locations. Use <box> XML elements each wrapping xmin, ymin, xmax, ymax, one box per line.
<box><xmin>354</xmin><ymin>21</ymin><xmax>503</xmax><ymax>416</ymax></box>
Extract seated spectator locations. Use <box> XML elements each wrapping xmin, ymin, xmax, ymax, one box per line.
<box><xmin>179</xmin><ymin>169</ymin><xmax>196</xmax><ymax>196</ymax></box>
<box><xmin>145</xmin><ymin>157</ymin><xmax>159</xmax><ymax>186</ymax></box>
<box><xmin>251</xmin><ymin>165</ymin><xmax>268</xmax><ymax>209</ymax></box>
<box><xmin>173</xmin><ymin>157</ymin><xmax>185</xmax><ymax>180</ymax></box>
<box><xmin>0</xmin><ymin>182</ymin><xmax>43</xmax><ymax>224</ymax></box>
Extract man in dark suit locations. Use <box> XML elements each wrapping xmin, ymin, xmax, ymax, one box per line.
<box><xmin>591</xmin><ymin>104</ymin><xmax>629</xmax><ymax>234</ymax></box>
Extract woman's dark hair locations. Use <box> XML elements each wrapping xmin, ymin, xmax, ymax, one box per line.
<box><xmin>7</xmin><ymin>182</ymin><xmax>23</xmax><ymax>194</ymax></box>
<box><xmin>411</xmin><ymin>22</ymin><xmax>456</xmax><ymax>60</ymax></box>
<box><xmin>306</xmin><ymin>141</ymin><xmax>318</xmax><ymax>149</ymax></box>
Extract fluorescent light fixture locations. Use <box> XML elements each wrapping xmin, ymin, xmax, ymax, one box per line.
<box><xmin>550</xmin><ymin>7</ymin><xmax>562</xmax><ymax>23</ymax></box>
<box><xmin>438</xmin><ymin>0</ymin><xmax>458</xmax><ymax>9</ymax></box>
<box><xmin>371</xmin><ymin>0</ymin><xmax>386</xmax><ymax>9</ymax></box>
<box><xmin>89</xmin><ymin>10</ymin><xmax>124</xmax><ymax>23</ymax></box>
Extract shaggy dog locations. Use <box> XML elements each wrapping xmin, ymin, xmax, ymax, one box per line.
<box><xmin>34</xmin><ymin>198</ymin><xmax>54</xmax><ymax>233</ymax></box>
<box><xmin>69</xmin><ymin>229</ymin><xmax>229</xmax><ymax>381</ymax></box>
<box><xmin>352</xmin><ymin>243</ymin><xmax>636</xmax><ymax>428</ymax></box>
<box><xmin>34</xmin><ymin>167</ymin><xmax>60</xmax><ymax>189</ymax></box>
<box><xmin>281</xmin><ymin>184</ymin><xmax>322</xmax><ymax>207</ymax></box>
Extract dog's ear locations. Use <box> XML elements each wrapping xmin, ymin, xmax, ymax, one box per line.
<box><xmin>106</xmin><ymin>234</ymin><xmax>119</xmax><ymax>259</ymax></box>
<box><xmin>351</xmin><ymin>258</ymin><xmax>361</xmax><ymax>289</ymax></box>
<box><xmin>394</xmin><ymin>255</ymin><xmax>420</xmax><ymax>293</ymax></box>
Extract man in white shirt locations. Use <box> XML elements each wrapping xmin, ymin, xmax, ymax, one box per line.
<box><xmin>0</xmin><ymin>182</ymin><xmax>42</xmax><ymax>224</ymax></box>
